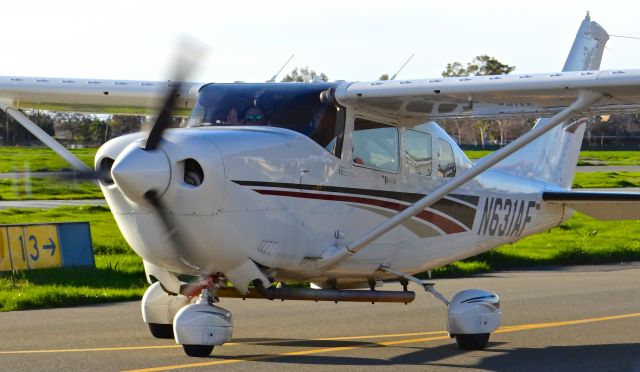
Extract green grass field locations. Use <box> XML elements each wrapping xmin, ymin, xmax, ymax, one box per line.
<box><xmin>0</xmin><ymin>254</ymin><xmax>146</xmax><ymax>312</ymax></box>
<box><xmin>0</xmin><ymin>206</ymin><xmax>143</xmax><ymax>311</ymax></box>
<box><xmin>0</xmin><ymin>147</ymin><xmax>637</xmax><ymax>173</ymax></box>
<box><xmin>0</xmin><ymin>147</ymin><xmax>97</xmax><ymax>172</ymax></box>
<box><xmin>0</xmin><ymin>177</ymin><xmax>103</xmax><ymax>200</ymax></box>
<box><xmin>436</xmin><ymin>213</ymin><xmax>640</xmax><ymax>277</ymax></box>
<box><xmin>2</xmin><ymin>171</ymin><xmax>637</xmax><ymax>202</ymax></box>
<box><xmin>578</xmin><ymin>151</ymin><xmax>640</xmax><ymax>166</ymax></box>
<box><xmin>1</xmin><ymin>205</ymin><xmax>640</xmax><ymax>311</ymax></box>
<box><xmin>466</xmin><ymin>149</ymin><xmax>640</xmax><ymax>166</ymax></box>
<box><xmin>1</xmin><ymin>147</ymin><xmax>640</xmax><ymax>311</ymax></box>
<box><xmin>572</xmin><ymin>172</ymin><xmax>640</xmax><ymax>188</ymax></box>
<box><xmin>463</xmin><ymin>150</ymin><xmax>494</xmax><ymax>159</ymax></box>
<box><xmin>0</xmin><ymin>149</ymin><xmax>638</xmax><ymax>201</ymax></box>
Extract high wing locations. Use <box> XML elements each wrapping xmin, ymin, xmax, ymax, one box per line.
<box><xmin>0</xmin><ymin>76</ymin><xmax>204</xmax><ymax>115</ymax></box>
<box><xmin>3</xmin><ymin>69</ymin><xmax>640</xmax><ymax>120</ymax></box>
<box><xmin>334</xmin><ymin>69</ymin><xmax>640</xmax><ymax>122</ymax></box>
<box><xmin>543</xmin><ymin>191</ymin><xmax>640</xmax><ymax>220</ymax></box>
<box><xmin>0</xmin><ymin>77</ymin><xmax>204</xmax><ymax>171</ymax></box>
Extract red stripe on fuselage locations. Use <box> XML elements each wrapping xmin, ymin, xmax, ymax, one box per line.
<box><xmin>254</xmin><ymin>189</ymin><xmax>466</xmax><ymax>234</ymax></box>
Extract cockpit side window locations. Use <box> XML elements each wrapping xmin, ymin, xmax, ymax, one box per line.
<box><xmin>404</xmin><ymin>129</ymin><xmax>432</xmax><ymax>176</ymax></box>
<box><xmin>437</xmin><ymin>139</ymin><xmax>456</xmax><ymax>177</ymax></box>
<box><xmin>352</xmin><ymin>118</ymin><xmax>399</xmax><ymax>172</ymax></box>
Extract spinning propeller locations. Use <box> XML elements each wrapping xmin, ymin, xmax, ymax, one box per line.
<box><xmin>56</xmin><ymin>38</ymin><xmax>207</xmax><ymax>272</ymax></box>
<box><xmin>116</xmin><ymin>38</ymin><xmax>206</xmax><ymax>270</ymax></box>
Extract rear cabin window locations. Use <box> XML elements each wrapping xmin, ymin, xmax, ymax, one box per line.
<box><xmin>352</xmin><ymin>118</ymin><xmax>399</xmax><ymax>172</ymax></box>
<box><xmin>404</xmin><ymin>129</ymin><xmax>432</xmax><ymax>176</ymax></box>
<box><xmin>437</xmin><ymin>139</ymin><xmax>456</xmax><ymax>177</ymax></box>
<box><xmin>187</xmin><ymin>83</ymin><xmax>345</xmax><ymax>158</ymax></box>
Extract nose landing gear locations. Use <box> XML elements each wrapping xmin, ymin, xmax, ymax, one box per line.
<box><xmin>141</xmin><ymin>275</ymin><xmax>234</xmax><ymax>357</ymax></box>
<box><xmin>172</xmin><ymin>281</ymin><xmax>233</xmax><ymax>357</ymax></box>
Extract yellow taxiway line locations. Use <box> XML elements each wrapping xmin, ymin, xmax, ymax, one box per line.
<box><xmin>1</xmin><ymin>311</ymin><xmax>638</xmax><ymax>370</ymax></box>
<box><xmin>0</xmin><ymin>331</ymin><xmax>447</xmax><ymax>355</ymax></box>
<box><xmin>124</xmin><ymin>311</ymin><xmax>640</xmax><ymax>372</ymax></box>
<box><xmin>0</xmin><ymin>330</ymin><xmax>449</xmax><ymax>355</ymax></box>
<box><xmin>0</xmin><ymin>345</ymin><xmax>182</xmax><ymax>355</ymax></box>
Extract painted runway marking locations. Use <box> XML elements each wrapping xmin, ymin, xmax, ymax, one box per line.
<box><xmin>0</xmin><ymin>330</ymin><xmax>449</xmax><ymax>356</ymax></box>
<box><xmin>1</xmin><ymin>312</ymin><xmax>637</xmax><ymax>367</ymax></box>
<box><xmin>125</xmin><ymin>311</ymin><xmax>640</xmax><ymax>372</ymax></box>
<box><xmin>0</xmin><ymin>345</ymin><xmax>181</xmax><ymax>355</ymax></box>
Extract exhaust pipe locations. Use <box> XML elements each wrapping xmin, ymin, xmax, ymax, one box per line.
<box><xmin>214</xmin><ymin>280</ymin><xmax>415</xmax><ymax>304</ymax></box>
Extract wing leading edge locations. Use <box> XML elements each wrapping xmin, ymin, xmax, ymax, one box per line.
<box><xmin>0</xmin><ymin>76</ymin><xmax>203</xmax><ymax>115</ymax></box>
<box><xmin>334</xmin><ymin>69</ymin><xmax>640</xmax><ymax>122</ymax></box>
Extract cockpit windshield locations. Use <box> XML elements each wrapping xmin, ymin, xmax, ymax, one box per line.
<box><xmin>187</xmin><ymin>83</ymin><xmax>344</xmax><ymax>156</ymax></box>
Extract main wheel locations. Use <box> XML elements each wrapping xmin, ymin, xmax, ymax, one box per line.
<box><xmin>454</xmin><ymin>333</ymin><xmax>490</xmax><ymax>350</ymax></box>
<box><xmin>148</xmin><ymin>323</ymin><xmax>174</xmax><ymax>339</ymax></box>
<box><xmin>182</xmin><ymin>344</ymin><xmax>214</xmax><ymax>357</ymax></box>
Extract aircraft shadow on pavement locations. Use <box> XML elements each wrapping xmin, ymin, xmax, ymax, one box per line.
<box><xmin>231</xmin><ymin>337</ymin><xmax>376</xmax><ymax>348</ymax></box>
<box><xmin>214</xmin><ymin>340</ymin><xmax>640</xmax><ymax>370</ymax></box>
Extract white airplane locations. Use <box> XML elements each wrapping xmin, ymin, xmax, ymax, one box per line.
<box><xmin>2</xmin><ymin>14</ymin><xmax>640</xmax><ymax>357</ymax></box>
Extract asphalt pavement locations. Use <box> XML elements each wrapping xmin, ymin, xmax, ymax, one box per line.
<box><xmin>1</xmin><ymin>264</ymin><xmax>639</xmax><ymax>371</ymax></box>
<box><xmin>576</xmin><ymin>165</ymin><xmax>640</xmax><ymax>172</ymax></box>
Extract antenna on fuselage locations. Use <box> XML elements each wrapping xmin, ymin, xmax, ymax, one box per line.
<box><xmin>267</xmin><ymin>54</ymin><xmax>295</xmax><ymax>83</ymax></box>
<box><xmin>390</xmin><ymin>53</ymin><xmax>415</xmax><ymax>80</ymax></box>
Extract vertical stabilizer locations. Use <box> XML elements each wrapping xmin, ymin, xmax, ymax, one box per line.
<box><xmin>494</xmin><ymin>14</ymin><xmax>609</xmax><ymax>188</ymax></box>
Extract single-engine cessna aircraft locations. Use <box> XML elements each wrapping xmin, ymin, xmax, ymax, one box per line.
<box><xmin>2</xmin><ymin>14</ymin><xmax>640</xmax><ymax>356</ymax></box>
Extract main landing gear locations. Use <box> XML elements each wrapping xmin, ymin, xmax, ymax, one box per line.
<box><xmin>141</xmin><ymin>269</ymin><xmax>500</xmax><ymax>356</ymax></box>
<box><xmin>381</xmin><ymin>267</ymin><xmax>501</xmax><ymax>350</ymax></box>
<box><xmin>141</xmin><ymin>278</ymin><xmax>233</xmax><ymax>357</ymax></box>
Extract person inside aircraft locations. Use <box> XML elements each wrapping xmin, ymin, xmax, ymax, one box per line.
<box><xmin>189</xmin><ymin>83</ymin><xmax>344</xmax><ymax>155</ymax></box>
<box><xmin>241</xmin><ymin>105</ymin><xmax>267</xmax><ymax>125</ymax></box>
<box><xmin>225</xmin><ymin>106</ymin><xmax>240</xmax><ymax>124</ymax></box>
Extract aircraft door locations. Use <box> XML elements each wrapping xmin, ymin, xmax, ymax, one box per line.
<box><xmin>333</xmin><ymin>115</ymin><xmax>403</xmax><ymax>266</ymax></box>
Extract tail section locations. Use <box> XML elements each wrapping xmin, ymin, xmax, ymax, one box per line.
<box><xmin>563</xmin><ymin>12</ymin><xmax>609</xmax><ymax>71</ymax></box>
<box><xmin>494</xmin><ymin>14</ymin><xmax>609</xmax><ymax>189</ymax></box>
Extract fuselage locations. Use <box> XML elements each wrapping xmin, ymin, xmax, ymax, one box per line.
<box><xmin>96</xmin><ymin>83</ymin><xmax>568</xmax><ymax>288</ymax></box>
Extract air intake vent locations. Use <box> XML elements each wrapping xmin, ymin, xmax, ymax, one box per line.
<box><xmin>183</xmin><ymin>159</ymin><xmax>204</xmax><ymax>187</ymax></box>
<box><xmin>98</xmin><ymin>157</ymin><xmax>115</xmax><ymax>185</ymax></box>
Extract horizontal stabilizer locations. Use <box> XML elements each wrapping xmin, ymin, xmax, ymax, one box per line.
<box><xmin>543</xmin><ymin>191</ymin><xmax>640</xmax><ymax>220</ymax></box>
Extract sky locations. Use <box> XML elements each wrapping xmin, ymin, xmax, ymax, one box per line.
<box><xmin>0</xmin><ymin>0</ymin><xmax>639</xmax><ymax>83</ymax></box>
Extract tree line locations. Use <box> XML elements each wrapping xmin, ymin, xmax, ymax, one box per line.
<box><xmin>0</xmin><ymin>111</ymin><xmax>145</xmax><ymax>146</ymax></box>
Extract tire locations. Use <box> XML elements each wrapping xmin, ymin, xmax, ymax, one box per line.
<box><xmin>454</xmin><ymin>333</ymin><xmax>490</xmax><ymax>350</ymax></box>
<box><xmin>183</xmin><ymin>344</ymin><xmax>214</xmax><ymax>357</ymax></box>
<box><xmin>148</xmin><ymin>323</ymin><xmax>174</xmax><ymax>339</ymax></box>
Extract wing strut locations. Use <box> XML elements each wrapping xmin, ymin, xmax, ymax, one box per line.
<box><xmin>315</xmin><ymin>90</ymin><xmax>602</xmax><ymax>271</ymax></box>
<box><xmin>0</xmin><ymin>100</ymin><xmax>92</xmax><ymax>172</ymax></box>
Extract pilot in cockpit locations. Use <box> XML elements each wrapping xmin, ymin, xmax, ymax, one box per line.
<box><xmin>226</xmin><ymin>104</ymin><xmax>268</xmax><ymax>125</ymax></box>
<box><xmin>241</xmin><ymin>106</ymin><xmax>267</xmax><ymax>125</ymax></box>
